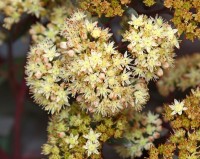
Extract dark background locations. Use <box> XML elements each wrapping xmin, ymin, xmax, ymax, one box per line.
<box><xmin>0</xmin><ymin>6</ymin><xmax>200</xmax><ymax>159</ymax></box>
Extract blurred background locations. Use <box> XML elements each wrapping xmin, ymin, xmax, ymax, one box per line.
<box><xmin>0</xmin><ymin>5</ymin><xmax>200</xmax><ymax>159</ymax></box>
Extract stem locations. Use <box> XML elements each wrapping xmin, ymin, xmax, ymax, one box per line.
<box><xmin>13</xmin><ymin>79</ymin><xmax>27</xmax><ymax>159</ymax></box>
<box><xmin>6</xmin><ymin>30</ymin><xmax>27</xmax><ymax>159</ymax></box>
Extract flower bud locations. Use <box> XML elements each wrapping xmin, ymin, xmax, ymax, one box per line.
<box><xmin>157</xmin><ymin>68</ymin><xmax>163</xmax><ymax>77</ymax></box>
<box><xmin>58</xmin><ymin>132</ymin><xmax>65</xmax><ymax>138</ymax></box>
<box><xmin>67</xmin><ymin>50</ymin><xmax>75</xmax><ymax>57</ymax></box>
<box><xmin>35</xmin><ymin>71</ymin><xmax>42</xmax><ymax>79</ymax></box>
<box><xmin>60</xmin><ymin>42</ymin><xmax>68</xmax><ymax>49</ymax></box>
<box><xmin>99</xmin><ymin>73</ymin><xmax>106</xmax><ymax>80</ymax></box>
<box><xmin>162</xmin><ymin>62</ymin><xmax>170</xmax><ymax>69</ymax></box>
<box><xmin>153</xmin><ymin>132</ymin><xmax>160</xmax><ymax>139</ymax></box>
<box><xmin>76</xmin><ymin>95</ymin><xmax>83</xmax><ymax>102</ymax></box>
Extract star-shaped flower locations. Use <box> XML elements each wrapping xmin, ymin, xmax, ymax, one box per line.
<box><xmin>169</xmin><ymin>99</ymin><xmax>187</xmax><ymax>115</ymax></box>
<box><xmin>83</xmin><ymin>129</ymin><xmax>101</xmax><ymax>143</ymax></box>
<box><xmin>83</xmin><ymin>140</ymin><xmax>100</xmax><ymax>157</ymax></box>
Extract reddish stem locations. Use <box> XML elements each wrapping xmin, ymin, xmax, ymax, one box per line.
<box><xmin>6</xmin><ymin>32</ymin><xmax>27</xmax><ymax>159</ymax></box>
<box><xmin>13</xmin><ymin>79</ymin><xmax>27</xmax><ymax>159</ymax></box>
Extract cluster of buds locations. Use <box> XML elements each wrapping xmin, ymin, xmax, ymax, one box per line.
<box><xmin>42</xmin><ymin>103</ymin><xmax>128</xmax><ymax>159</ymax></box>
<box><xmin>143</xmin><ymin>0</ymin><xmax>156</xmax><ymax>7</ymax></box>
<box><xmin>0</xmin><ymin>0</ymin><xmax>45</xmax><ymax>29</ymax></box>
<box><xmin>26</xmin><ymin>11</ymin><xmax>150</xmax><ymax>116</ymax></box>
<box><xmin>123</xmin><ymin>14</ymin><xmax>179</xmax><ymax>81</ymax></box>
<box><xmin>149</xmin><ymin>88</ymin><xmax>200</xmax><ymax>159</ymax></box>
<box><xmin>0</xmin><ymin>0</ymin><xmax>74</xmax><ymax>29</ymax></box>
<box><xmin>29</xmin><ymin>5</ymin><xmax>74</xmax><ymax>44</ymax></box>
<box><xmin>25</xmin><ymin>39</ymin><xmax>69</xmax><ymax>114</ymax></box>
<box><xmin>115</xmin><ymin>111</ymin><xmax>162</xmax><ymax>158</ymax></box>
<box><xmin>79</xmin><ymin>0</ymin><xmax>131</xmax><ymax>17</ymax></box>
<box><xmin>157</xmin><ymin>53</ymin><xmax>200</xmax><ymax>96</ymax></box>
<box><xmin>164</xmin><ymin>0</ymin><xmax>200</xmax><ymax>40</ymax></box>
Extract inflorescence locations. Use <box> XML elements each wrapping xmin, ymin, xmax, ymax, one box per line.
<box><xmin>149</xmin><ymin>88</ymin><xmax>200</xmax><ymax>159</ymax></box>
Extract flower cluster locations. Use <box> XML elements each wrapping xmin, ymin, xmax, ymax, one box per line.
<box><xmin>164</xmin><ymin>0</ymin><xmax>200</xmax><ymax>40</ymax></box>
<box><xmin>157</xmin><ymin>53</ymin><xmax>200</xmax><ymax>96</ymax></box>
<box><xmin>123</xmin><ymin>14</ymin><xmax>179</xmax><ymax>81</ymax></box>
<box><xmin>79</xmin><ymin>0</ymin><xmax>131</xmax><ymax>17</ymax></box>
<box><xmin>25</xmin><ymin>39</ymin><xmax>68</xmax><ymax>114</ymax></box>
<box><xmin>0</xmin><ymin>0</ymin><xmax>45</xmax><ymax>29</ymax></box>
<box><xmin>26</xmin><ymin>11</ymin><xmax>150</xmax><ymax>116</ymax></box>
<box><xmin>29</xmin><ymin>5</ymin><xmax>74</xmax><ymax>44</ymax></box>
<box><xmin>0</xmin><ymin>0</ymin><xmax>74</xmax><ymax>30</ymax></box>
<box><xmin>143</xmin><ymin>0</ymin><xmax>156</xmax><ymax>7</ymax></box>
<box><xmin>115</xmin><ymin>111</ymin><xmax>162</xmax><ymax>158</ymax></box>
<box><xmin>149</xmin><ymin>88</ymin><xmax>200</xmax><ymax>159</ymax></box>
<box><xmin>42</xmin><ymin>103</ymin><xmax>127</xmax><ymax>159</ymax></box>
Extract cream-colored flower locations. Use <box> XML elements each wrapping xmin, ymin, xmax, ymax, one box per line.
<box><xmin>83</xmin><ymin>129</ymin><xmax>101</xmax><ymax>143</ymax></box>
<box><xmin>169</xmin><ymin>99</ymin><xmax>187</xmax><ymax>115</ymax></box>
<box><xmin>65</xmin><ymin>134</ymin><xmax>79</xmax><ymax>149</ymax></box>
<box><xmin>83</xmin><ymin>140</ymin><xmax>100</xmax><ymax>157</ymax></box>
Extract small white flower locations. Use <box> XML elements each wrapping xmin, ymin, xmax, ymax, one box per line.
<box><xmin>83</xmin><ymin>140</ymin><xmax>100</xmax><ymax>157</ymax></box>
<box><xmin>65</xmin><ymin>134</ymin><xmax>79</xmax><ymax>149</ymax></box>
<box><xmin>169</xmin><ymin>99</ymin><xmax>187</xmax><ymax>115</ymax></box>
<box><xmin>83</xmin><ymin>129</ymin><xmax>101</xmax><ymax>143</ymax></box>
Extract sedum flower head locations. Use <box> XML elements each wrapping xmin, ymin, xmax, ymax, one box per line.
<box><xmin>42</xmin><ymin>102</ymin><xmax>128</xmax><ymax>159</ymax></box>
<box><xmin>169</xmin><ymin>99</ymin><xmax>187</xmax><ymax>115</ymax></box>
<box><xmin>149</xmin><ymin>88</ymin><xmax>200</xmax><ymax>159</ymax></box>
<box><xmin>115</xmin><ymin>111</ymin><xmax>162</xmax><ymax>159</ymax></box>
<box><xmin>143</xmin><ymin>0</ymin><xmax>156</xmax><ymax>7</ymax></box>
<box><xmin>25</xmin><ymin>39</ymin><xmax>69</xmax><ymax>114</ymax></box>
<box><xmin>0</xmin><ymin>0</ymin><xmax>74</xmax><ymax>29</ymax></box>
<box><xmin>123</xmin><ymin>14</ymin><xmax>179</xmax><ymax>81</ymax></box>
<box><xmin>79</xmin><ymin>0</ymin><xmax>131</xmax><ymax>17</ymax></box>
<box><xmin>157</xmin><ymin>53</ymin><xmax>200</xmax><ymax>96</ymax></box>
<box><xmin>29</xmin><ymin>5</ymin><xmax>74</xmax><ymax>44</ymax></box>
<box><xmin>26</xmin><ymin>11</ymin><xmax>150</xmax><ymax>115</ymax></box>
<box><xmin>164</xmin><ymin>0</ymin><xmax>200</xmax><ymax>40</ymax></box>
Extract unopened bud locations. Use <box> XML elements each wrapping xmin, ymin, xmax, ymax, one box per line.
<box><xmin>58</xmin><ymin>132</ymin><xmax>65</xmax><ymax>138</ymax></box>
<box><xmin>148</xmin><ymin>136</ymin><xmax>154</xmax><ymax>142</ymax></box>
<box><xmin>76</xmin><ymin>95</ymin><xmax>83</xmax><ymax>102</ymax></box>
<box><xmin>153</xmin><ymin>132</ymin><xmax>160</xmax><ymax>139</ymax></box>
<box><xmin>50</xmin><ymin>95</ymin><xmax>56</xmax><ymax>101</ymax></box>
<box><xmin>67</xmin><ymin>50</ymin><xmax>75</xmax><ymax>57</ymax></box>
<box><xmin>43</xmin><ymin>57</ymin><xmax>49</xmax><ymax>63</ymax></box>
<box><xmin>46</xmin><ymin>63</ymin><xmax>52</xmax><ymax>69</ymax></box>
<box><xmin>157</xmin><ymin>68</ymin><xmax>163</xmax><ymax>77</ymax></box>
<box><xmin>60</xmin><ymin>42</ymin><xmax>68</xmax><ymax>49</ymax></box>
<box><xmin>155</xmin><ymin>61</ymin><xmax>161</xmax><ymax>66</ymax></box>
<box><xmin>67</xmin><ymin>41</ymin><xmax>74</xmax><ymax>48</ymax></box>
<box><xmin>35</xmin><ymin>49</ymin><xmax>42</xmax><ymax>55</ymax></box>
<box><xmin>156</xmin><ymin>126</ymin><xmax>162</xmax><ymax>131</ymax></box>
<box><xmin>127</xmin><ymin>44</ymin><xmax>133</xmax><ymax>51</ymax></box>
<box><xmin>35</xmin><ymin>71</ymin><xmax>42</xmax><ymax>79</ymax></box>
<box><xmin>162</xmin><ymin>62</ymin><xmax>170</xmax><ymax>69</ymax></box>
<box><xmin>88</xmin><ymin>107</ymin><xmax>95</xmax><ymax>113</ymax></box>
<box><xmin>155</xmin><ymin>119</ymin><xmax>162</xmax><ymax>125</ymax></box>
<box><xmin>36</xmin><ymin>57</ymin><xmax>41</xmax><ymax>63</ymax></box>
<box><xmin>99</xmin><ymin>73</ymin><xmax>105</xmax><ymax>80</ymax></box>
